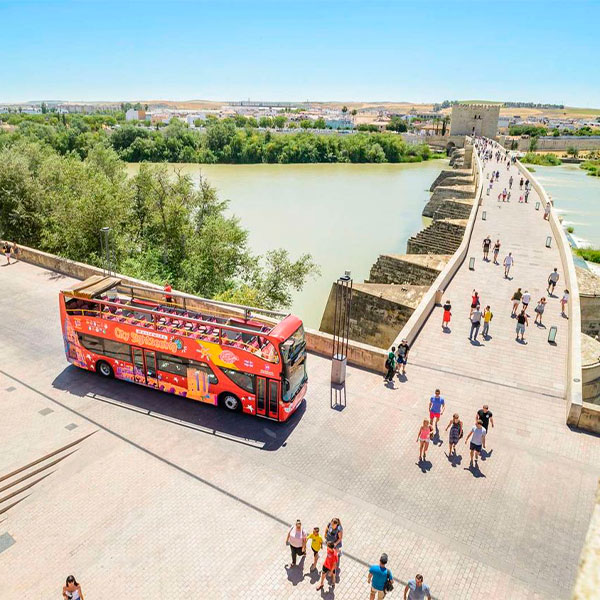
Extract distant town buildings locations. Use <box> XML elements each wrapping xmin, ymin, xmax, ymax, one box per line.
<box><xmin>125</xmin><ymin>108</ymin><xmax>147</xmax><ymax>121</ymax></box>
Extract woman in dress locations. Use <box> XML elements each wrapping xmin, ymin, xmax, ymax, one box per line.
<box><xmin>442</xmin><ymin>300</ymin><xmax>452</xmax><ymax>330</ymax></box>
<box><xmin>493</xmin><ymin>239</ymin><xmax>501</xmax><ymax>265</ymax></box>
<box><xmin>445</xmin><ymin>413</ymin><xmax>463</xmax><ymax>455</ymax></box>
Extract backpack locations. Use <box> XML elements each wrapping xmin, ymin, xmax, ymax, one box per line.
<box><xmin>384</xmin><ymin>569</ymin><xmax>394</xmax><ymax>592</ymax></box>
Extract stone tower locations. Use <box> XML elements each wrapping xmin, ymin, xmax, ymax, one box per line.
<box><xmin>450</xmin><ymin>104</ymin><xmax>500</xmax><ymax>139</ymax></box>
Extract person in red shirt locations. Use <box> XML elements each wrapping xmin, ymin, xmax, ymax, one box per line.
<box><xmin>164</xmin><ymin>282</ymin><xmax>173</xmax><ymax>304</ymax></box>
<box><xmin>316</xmin><ymin>541</ymin><xmax>338</xmax><ymax>591</ymax></box>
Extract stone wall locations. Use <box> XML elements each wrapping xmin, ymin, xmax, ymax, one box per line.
<box><xmin>368</xmin><ymin>254</ymin><xmax>450</xmax><ymax>286</ymax></box>
<box><xmin>450</xmin><ymin>104</ymin><xmax>500</xmax><ymax>139</ymax></box>
<box><xmin>423</xmin><ymin>183</ymin><xmax>476</xmax><ymax>217</ymax></box>
<box><xmin>499</xmin><ymin>135</ymin><xmax>600</xmax><ymax>152</ymax></box>
<box><xmin>319</xmin><ymin>282</ymin><xmax>428</xmax><ymax>349</ymax></box>
<box><xmin>407</xmin><ymin>219</ymin><xmax>467</xmax><ymax>255</ymax></box>
<box><xmin>428</xmin><ymin>169</ymin><xmax>471</xmax><ymax>191</ymax></box>
<box><xmin>582</xmin><ymin>333</ymin><xmax>600</xmax><ymax>407</ymax></box>
<box><xmin>572</xmin><ymin>482</ymin><xmax>600</xmax><ymax>598</ymax></box>
<box><xmin>577</xmin><ymin>267</ymin><xmax>600</xmax><ymax>338</ymax></box>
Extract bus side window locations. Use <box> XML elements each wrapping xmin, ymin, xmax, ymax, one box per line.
<box><xmin>189</xmin><ymin>359</ymin><xmax>218</xmax><ymax>384</ymax></box>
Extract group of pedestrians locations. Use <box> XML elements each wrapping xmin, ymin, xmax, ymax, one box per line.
<box><xmin>383</xmin><ymin>339</ymin><xmax>410</xmax><ymax>382</ymax></box>
<box><xmin>285</xmin><ymin>518</ymin><xmax>343</xmax><ymax>591</ymax></box>
<box><xmin>417</xmin><ymin>389</ymin><xmax>495</xmax><ymax>468</ymax></box>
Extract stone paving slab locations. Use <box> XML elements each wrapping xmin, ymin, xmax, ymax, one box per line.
<box><xmin>0</xmin><ymin>148</ymin><xmax>599</xmax><ymax>599</ymax></box>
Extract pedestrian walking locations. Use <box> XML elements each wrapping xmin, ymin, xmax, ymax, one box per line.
<box><xmin>507</xmin><ymin>191</ymin><xmax>511</xmax><ymax>202</ymax></box>
<box><xmin>396</xmin><ymin>339</ymin><xmax>410</xmax><ymax>376</ymax></box>
<box><xmin>544</xmin><ymin>201</ymin><xmax>551</xmax><ymax>220</ymax></box>
<box><xmin>465</xmin><ymin>421</ymin><xmax>486</xmax><ymax>465</ymax></box>
<box><xmin>561</xmin><ymin>289</ymin><xmax>569</xmax><ymax>317</ymax></box>
<box><xmin>417</xmin><ymin>419</ymin><xmax>433</xmax><ymax>462</ymax></box>
<box><xmin>63</xmin><ymin>575</ymin><xmax>84</xmax><ymax>600</ymax></box>
<box><xmin>307</xmin><ymin>526</ymin><xmax>324</xmax><ymax>571</ymax></box>
<box><xmin>316</xmin><ymin>542</ymin><xmax>338</xmax><ymax>591</ymax></box>
<box><xmin>503</xmin><ymin>252</ymin><xmax>514</xmax><ymax>278</ymax></box>
<box><xmin>524</xmin><ymin>189</ymin><xmax>530</xmax><ymax>203</ymax></box>
<box><xmin>429</xmin><ymin>389</ymin><xmax>445</xmax><ymax>430</ymax></box>
<box><xmin>324</xmin><ymin>518</ymin><xmax>343</xmax><ymax>562</ymax></box>
<box><xmin>509</xmin><ymin>175</ymin><xmax>513</xmax><ymax>189</ymax></box>
<box><xmin>521</xmin><ymin>290</ymin><xmax>531</xmax><ymax>312</ymax></box>
<box><xmin>482</xmin><ymin>305</ymin><xmax>493</xmax><ymax>338</ymax></box>
<box><xmin>404</xmin><ymin>574</ymin><xmax>432</xmax><ymax>600</ymax></box>
<box><xmin>3</xmin><ymin>242</ymin><xmax>11</xmax><ymax>265</ymax></box>
<box><xmin>368</xmin><ymin>553</ymin><xmax>393</xmax><ymax>600</ymax></box>
<box><xmin>442</xmin><ymin>300</ymin><xmax>452</xmax><ymax>330</ymax></box>
<box><xmin>476</xmin><ymin>405</ymin><xmax>494</xmax><ymax>447</ymax></box>
<box><xmin>493</xmin><ymin>239</ymin><xmax>501</xmax><ymax>264</ymax></box>
<box><xmin>469</xmin><ymin>306</ymin><xmax>482</xmax><ymax>341</ymax></box>
<box><xmin>534</xmin><ymin>297</ymin><xmax>546</xmax><ymax>325</ymax></box>
<box><xmin>470</xmin><ymin>290</ymin><xmax>480</xmax><ymax>316</ymax></box>
<box><xmin>511</xmin><ymin>287</ymin><xmax>522</xmax><ymax>316</ymax></box>
<box><xmin>516</xmin><ymin>309</ymin><xmax>528</xmax><ymax>342</ymax></box>
<box><xmin>285</xmin><ymin>520</ymin><xmax>307</xmax><ymax>567</ymax></box>
<box><xmin>519</xmin><ymin>177</ymin><xmax>524</xmax><ymax>189</ymax></box>
<box><xmin>547</xmin><ymin>268</ymin><xmax>560</xmax><ymax>295</ymax></box>
<box><xmin>482</xmin><ymin>235</ymin><xmax>491</xmax><ymax>261</ymax></box>
<box><xmin>445</xmin><ymin>413</ymin><xmax>463</xmax><ymax>455</ymax></box>
<box><xmin>384</xmin><ymin>347</ymin><xmax>396</xmax><ymax>382</ymax></box>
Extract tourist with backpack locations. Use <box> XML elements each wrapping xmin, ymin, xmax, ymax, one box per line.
<box><xmin>368</xmin><ymin>553</ymin><xmax>393</xmax><ymax>599</ymax></box>
<box><xmin>384</xmin><ymin>347</ymin><xmax>396</xmax><ymax>382</ymax></box>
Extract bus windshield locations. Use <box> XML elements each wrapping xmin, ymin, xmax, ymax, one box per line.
<box><xmin>280</xmin><ymin>325</ymin><xmax>307</xmax><ymax>402</ymax></box>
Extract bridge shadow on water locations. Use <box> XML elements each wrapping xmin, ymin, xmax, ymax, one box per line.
<box><xmin>52</xmin><ymin>365</ymin><xmax>304</xmax><ymax>451</ymax></box>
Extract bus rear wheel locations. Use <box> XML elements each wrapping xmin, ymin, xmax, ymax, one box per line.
<box><xmin>96</xmin><ymin>360</ymin><xmax>113</xmax><ymax>378</ymax></box>
<box><xmin>220</xmin><ymin>393</ymin><xmax>241</xmax><ymax>412</ymax></box>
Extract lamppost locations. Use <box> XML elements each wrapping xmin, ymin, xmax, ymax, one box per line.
<box><xmin>99</xmin><ymin>227</ymin><xmax>115</xmax><ymax>276</ymax></box>
<box><xmin>331</xmin><ymin>271</ymin><xmax>352</xmax><ymax>385</ymax></box>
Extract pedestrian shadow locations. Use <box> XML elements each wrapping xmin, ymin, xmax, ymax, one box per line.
<box><xmin>535</xmin><ymin>322</ymin><xmax>547</xmax><ymax>329</ymax></box>
<box><xmin>469</xmin><ymin>339</ymin><xmax>484</xmax><ymax>346</ymax></box>
<box><xmin>432</xmin><ymin>430</ymin><xmax>443</xmax><ymax>446</ymax></box>
<box><xmin>384</xmin><ymin>379</ymin><xmax>396</xmax><ymax>389</ymax></box>
<box><xmin>561</xmin><ymin>313</ymin><xmax>569</xmax><ymax>320</ymax></box>
<box><xmin>442</xmin><ymin>326</ymin><xmax>451</xmax><ymax>334</ymax></box>
<box><xmin>483</xmin><ymin>334</ymin><xmax>492</xmax><ymax>341</ymax></box>
<box><xmin>307</xmin><ymin>567</ymin><xmax>320</xmax><ymax>584</ymax></box>
<box><xmin>416</xmin><ymin>459</ymin><xmax>432</xmax><ymax>473</ymax></box>
<box><xmin>330</xmin><ymin>383</ymin><xmax>346</xmax><ymax>411</ymax></box>
<box><xmin>285</xmin><ymin>556</ymin><xmax>306</xmax><ymax>586</ymax></box>
<box><xmin>516</xmin><ymin>338</ymin><xmax>528</xmax><ymax>345</ymax></box>
<box><xmin>319</xmin><ymin>584</ymin><xmax>336</xmax><ymax>599</ymax></box>
<box><xmin>480</xmin><ymin>448</ymin><xmax>493</xmax><ymax>461</ymax></box>
<box><xmin>397</xmin><ymin>372</ymin><xmax>408</xmax><ymax>383</ymax></box>
<box><xmin>464</xmin><ymin>463</ymin><xmax>486</xmax><ymax>478</ymax></box>
<box><xmin>446</xmin><ymin>452</ymin><xmax>462</xmax><ymax>468</ymax></box>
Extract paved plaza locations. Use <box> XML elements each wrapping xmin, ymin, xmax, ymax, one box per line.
<box><xmin>1</xmin><ymin>151</ymin><xmax>600</xmax><ymax>600</ymax></box>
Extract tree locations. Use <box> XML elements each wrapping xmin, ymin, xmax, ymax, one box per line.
<box><xmin>566</xmin><ymin>146</ymin><xmax>579</xmax><ymax>158</ymax></box>
<box><xmin>441</xmin><ymin>116</ymin><xmax>450</xmax><ymax>136</ymax></box>
<box><xmin>529</xmin><ymin>137</ymin><xmax>538</xmax><ymax>152</ymax></box>
<box><xmin>273</xmin><ymin>115</ymin><xmax>286</xmax><ymax>128</ymax></box>
<box><xmin>342</xmin><ymin>106</ymin><xmax>348</xmax><ymax>113</ymax></box>
<box><xmin>351</xmin><ymin>109</ymin><xmax>357</xmax><ymax>116</ymax></box>
<box><xmin>314</xmin><ymin>117</ymin><xmax>326</xmax><ymax>129</ymax></box>
<box><xmin>386</xmin><ymin>116</ymin><xmax>408</xmax><ymax>133</ymax></box>
<box><xmin>41</xmin><ymin>102</ymin><xmax>48</xmax><ymax>114</ymax></box>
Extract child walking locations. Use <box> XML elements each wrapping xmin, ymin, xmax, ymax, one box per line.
<box><xmin>307</xmin><ymin>527</ymin><xmax>323</xmax><ymax>571</ymax></box>
<box><xmin>442</xmin><ymin>300</ymin><xmax>452</xmax><ymax>330</ymax></box>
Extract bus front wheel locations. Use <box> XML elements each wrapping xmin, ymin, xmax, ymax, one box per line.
<box><xmin>220</xmin><ymin>393</ymin><xmax>241</xmax><ymax>412</ymax></box>
<box><xmin>96</xmin><ymin>360</ymin><xmax>113</xmax><ymax>378</ymax></box>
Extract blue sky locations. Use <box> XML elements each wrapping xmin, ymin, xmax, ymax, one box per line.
<box><xmin>1</xmin><ymin>0</ymin><xmax>598</xmax><ymax>107</ymax></box>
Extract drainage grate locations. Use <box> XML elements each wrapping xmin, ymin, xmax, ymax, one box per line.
<box><xmin>0</xmin><ymin>532</ymin><xmax>15</xmax><ymax>554</ymax></box>
<box><xmin>64</xmin><ymin>423</ymin><xmax>78</xmax><ymax>431</ymax></box>
<box><xmin>38</xmin><ymin>408</ymin><xmax>54</xmax><ymax>416</ymax></box>
<box><xmin>6</xmin><ymin>387</ymin><xmax>16</xmax><ymax>392</ymax></box>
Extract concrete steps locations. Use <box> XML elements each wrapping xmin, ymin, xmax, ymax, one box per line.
<box><xmin>406</xmin><ymin>219</ymin><xmax>466</xmax><ymax>255</ymax></box>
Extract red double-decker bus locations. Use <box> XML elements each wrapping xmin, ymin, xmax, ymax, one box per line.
<box><xmin>59</xmin><ymin>276</ymin><xmax>307</xmax><ymax>421</ymax></box>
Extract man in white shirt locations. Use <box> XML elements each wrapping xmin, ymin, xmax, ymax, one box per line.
<box><xmin>521</xmin><ymin>290</ymin><xmax>531</xmax><ymax>311</ymax></box>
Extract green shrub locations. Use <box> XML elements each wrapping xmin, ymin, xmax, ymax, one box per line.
<box><xmin>521</xmin><ymin>152</ymin><xmax>561</xmax><ymax>166</ymax></box>
<box><xmin>575</xmin><ymin>248</ymin><xmax>600</xmax><ymax>264</ymax></box>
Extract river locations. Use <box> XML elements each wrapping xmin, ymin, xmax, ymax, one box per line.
<box><xmin>127</xmin><ymin>161</ymin><xmax>447</xmax><ymax>328</ymax></box>
<box><xmin>533</xmin><ymin>163</ymin><xmax>600</xmax><ymax>249</ymax></box>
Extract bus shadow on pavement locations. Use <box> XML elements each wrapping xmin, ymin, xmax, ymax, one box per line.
<box><xmin>52</xmin><ymin>365</ymin><xmax>304</xmax><ymax>451</ymax></box>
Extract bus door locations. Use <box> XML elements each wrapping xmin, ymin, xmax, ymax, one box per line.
<box><xmin>256</xmin><ymin>377</ymin><xmax>280</xmax><ymax>420</ymax></box>
<box><xmin>131</xmin><ymin>347</ymin><xmax>158</xmax><ymax>388</ymax></box>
